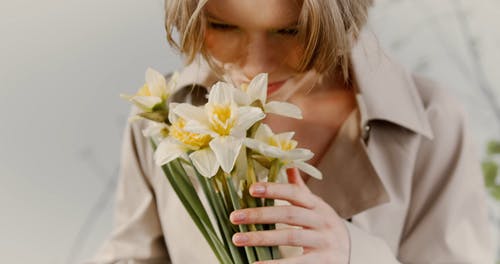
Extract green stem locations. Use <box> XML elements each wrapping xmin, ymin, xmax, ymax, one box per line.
<box><xmin>192</xmin><ymin>166</ymin><xmax>231</xmax><ymax>254</ymax></box>
<box><xmin>210</xmin><ymin>174</ymin><xmax>245</xmax><ymax>264</ymax></box>
<box><xmin>150</xmin><ymin>140</ymin><xmax>233</xmax><ymax>264</ymax></box>
<box><xmin>163</xmin><ymin>162</ymin><xmax>232</xmax><ymax>263</ymax></box>
<box><xmin>227</xmin><ymin>175</ymin><xmax>256</xmax><ymax>264</ymax></box>
<box><xmin>242</xmin><ymin>187</ymin><xmax>272</xmax><ymax>261</ymax></box>
<box><xmin>265</xmin><ymin>159</ymin><xmax>283</xmax><ymax>259</ymax></box>
<box><xmin>219</xmin><ymin>171</ymin><xmax>235</xmax><ymax>217</ymax></box>
<box><xmin>264</xmin><ymin>159</ymin><xmax>282</xmax><ymax>207</ymax></box>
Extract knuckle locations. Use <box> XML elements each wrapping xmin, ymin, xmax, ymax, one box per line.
<box><xmin>250</xmin><ymin>232</ymin><xmax>264</xmax><ymax>245</ymax></box>
<box><xmin>251</xmin><ymin>208</ymin><xmax>264</xmax><ymax>221</ymax></box>
<box><xmin>283</xmin><ymin>206</ymin><xmax>297</xmax><ymax>223</ymax></box>
<box><xmin>309</xmin><ymin>193</ymin><xmax>322</xmax><ymax>208</ymax></box>
<box><xmin>321</xmin><ymin>217</ymin><xmax>334</xmax><ymax>229</ymax></box>
<box><xmin>320</xmin><ymin>234</ymin><xmax>334</xmax><ymax>249</ymax></box>
<box><xmin>293</xmin><ymin>185</ymin><xmax>303</xmax><ymax>197</ymax></box>
<box><xmin>286</xmin><ymin>229</ymin><xmax>301</xmax><ymax>246</ymax></box>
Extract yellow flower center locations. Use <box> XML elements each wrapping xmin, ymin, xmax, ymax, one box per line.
<box><xmin>209</xmin><ymin>104</ymin><xmax>235</xmax><ymax>136</ymax></box>
<box><xmin>269</xmin><ymin>137</ymin><xmax>296</xmax><ymax>151</ymax></box>
<box><xmin>159</xmin><ymin>126</ymin><xmax>169</xmax><ymax>138</ymax></box>
<box><xmin>137</xmin><ymin>83</ymin><xmax>151</xmax><ymax>96</ymax></box>
<box><xmin>170</xmin><ymin>118</ymin><xmax>211</xmax><ymax>149</ymax></box>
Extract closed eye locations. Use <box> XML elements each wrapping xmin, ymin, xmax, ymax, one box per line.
<box><xmin>207</xmin><ymin>22</ymin><xmax>238</xmax><ymax>31</ymax></box>
<box><xmin>274</xmin><ymin>28</ymin><xmax>299</xmax><ymax>36</ymax></box>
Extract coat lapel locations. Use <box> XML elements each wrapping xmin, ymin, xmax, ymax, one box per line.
<box><xmin>306</xmin><ymin>110</ymin><xmax>389</xmax><ymax>219</ymax></box>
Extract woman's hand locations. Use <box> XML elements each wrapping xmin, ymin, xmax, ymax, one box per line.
<box><xmin>229</xmin><ymin>168</ymin><xmax>350</xmax><ymax>264</ymax></box>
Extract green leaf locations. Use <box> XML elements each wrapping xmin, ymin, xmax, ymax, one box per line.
<box><xmin>139</xmin><ymin>110</ymin><xmax>168</xmax><ymax>123</ymax></box>
<box><xmin>482</xmin><ymin>161</ymin><xmax>498</xmax><ymax>188</ymax></box>
<box><xmin>487</xmin><ymin>140</ymin><xmax>500</xmax><ymax>155</ymax></box>
<box><xmin>489</xmin><ymin>186</ymin><xmax>500</xmax><ymax>201</ymax></box>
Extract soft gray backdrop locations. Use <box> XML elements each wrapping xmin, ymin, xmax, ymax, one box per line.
<box><xmin>1</xmin><ymin>0</ymin><xmax>498</xmax><ymax>263</ymax></box>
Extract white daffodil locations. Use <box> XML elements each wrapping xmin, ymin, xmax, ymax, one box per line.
<box><xmin>173</xmin><ymin>82</ymin><xmax>265</xmax><ymax>174</ymax></box>
<box><xmin>142</xmin><ymin>121</ymin><xmax>170</xmax><ymax>143</ymax></box>
<box><xmin>244</xmin><ymin>124</ymin><xmax>322</xmax><ymax>180</ymax></box>
<box><xmin>153</xmin><ymin>107</ymin><xmax>221</xmax><ymax>178</ymax></box>
<box><xmin>121</xmin><ymin>68</ymin><xmax>179</xmax><ymax>112</ymax></box>
<box><xmin>239</xmin><ymin>73</ymin><xmax>303</xmax><ymax>119</ymax></box>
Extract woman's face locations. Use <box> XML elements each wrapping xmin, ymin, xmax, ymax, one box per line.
<box><xmin>203</xmin><ymin>0</ymin><xmax>311</xmax><ymax>99</ymax></box>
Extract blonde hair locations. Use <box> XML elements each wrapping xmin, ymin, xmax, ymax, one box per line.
<box><xmin>164</xmin><ymin>0</ymin><xmax>373</xmax><ymax>82</ymax></box>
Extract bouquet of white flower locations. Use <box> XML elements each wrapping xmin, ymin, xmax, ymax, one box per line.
<box><xmin>121</xmin><ymin>68</ymin><xmax>322</xmax><ymax>263</ymax></box>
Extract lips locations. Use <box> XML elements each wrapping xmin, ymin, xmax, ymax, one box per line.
<box><xmin>267</xmin><ymin>80</ymin><xmax>287</xmax><ymax>95</ymax></box>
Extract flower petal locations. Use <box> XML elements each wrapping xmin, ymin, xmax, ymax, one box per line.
<box><xmin>154</xmin><ymin>138</ymin><xmax>186</xmax><ymax>166</ymax></box>
<box><xmin>142</xmin><ymin>122</ymin><xmax>168</xmax><ymax>138</ymax></box>
<box><xmin>146</xmin><ymin>67</ymin><xmax>167</xmax><ymax>98</ymax></box>
<box><xmin>183</xmin><ymin>120</ymin><xmax>218</xmax><ymax>137</ymax></box>
<box><xmin>173</xmin><ymin>103</ymin><xmax>207</xmax><ymax>124</ymax></box>
<box><xmin>275</xmin><ymin>131</ymin><xmax>296</xmax><ymax>142</ymax></box>
<box><xmin>209</xmin><ymin>136</ymin><xmax>243</xmax><ymax>173</ymax></box>
<box><xmin>208</xmin><ymin>81</ymin><xmax>234</xmax><ymax>105</ymax></box>
<box><xmin>167</xmin><ymin>102</ymin><xmax>179</xmax><ymax>124</ymax></box>
<box><xmin>232</xmin><ymin>146</ymin><xmax>248</xmax><ymax>181</ymax></box>
<box><xmin>292</xmin><ymin>161</ymin><xmax>323</xmax><ymax>180</ymax></box>
<box><xmin>247</xmin><ymin>73</ymin><xmax>268</xmax><ymax>103</ymax></box>
<box><xmin>264</xmin><ymin>101</ymin><xmax>303</xmax><ymax>119</ymax></box>
<box><xmin>234</xmin><ymin>106</ymin><xmax>265</xmax><ymax>132</ymax></box>
<box><xmin>166</xmin><ymin>71</ymin><xmax>180</xmax><ymax>94</ymax></box>
<box><xmin>119</xmin><ymin>93</ymin><xmax>134</xmax><ymax>101</ymax></box>
<box><xmin>244</xmin><ymin>138</ymin><xmax>284</xmax><ymax>158</ymax></box>
<box><xmin>254</xmin><ymin>124</ymin><xmax>274</xmax><ymax>142</ymax></box>
<box><xmin>189</xmin><ymin>148</ymin><xmax>219</xmax><ymax>178</ymax></box>
<box><xmin>281</xmin><ymin>148</ymin><xmax>314</xmax><ymax>161</ymax></box>
<box><xmin>232</xmin><ymin>87</ymin><xmax>251</xmax><ymax>106</ymax></box>
<box><xmin>130</xmin><ymin>96</ymin><xmax>162</xmax><ymax>111</ymax></box>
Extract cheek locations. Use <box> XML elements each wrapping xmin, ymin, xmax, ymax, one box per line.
<box><xmin>286</xmin><ymin>43</ymin><xmax>305</xmax><ymax>71</ymax></box>
<box><xmin>204</xmin><ymin>30</ymin><xmax>242</xmax><ymax>63</ymax></box>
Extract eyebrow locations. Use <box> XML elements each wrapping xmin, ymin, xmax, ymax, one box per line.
<box><xmin>205</xmin><ymin>12</ymin><xmax>227</xmax><ymax>23</ymax></box>
<box><xmin>204</xmin><ymin>11</ymin><xmax>299</xmax><ymax>28</ymax></box>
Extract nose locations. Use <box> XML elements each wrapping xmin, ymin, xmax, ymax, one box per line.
<box><xmin>240</xmin><ymin>33</ymin><xmax>279</xmax><ymax>79</ymax></box>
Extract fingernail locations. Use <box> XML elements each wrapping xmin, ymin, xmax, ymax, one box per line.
<box><xmin>233</xmin><ymin>234</ymin><xmax>248</xmax><ymax>244</ymax></box>
<box><xmin>251</xmin><ymin>184</ymin><xmax>266</xmax><ymax>195</ymax></box>
<box><xmin>231</xmin><ymin>211</ymin><xmax>246</xmax><ymax>222</ymax></box>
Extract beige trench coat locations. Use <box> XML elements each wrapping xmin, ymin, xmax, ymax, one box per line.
<box><xmin>87</xmin><ymin>29</ymin><xmax>494</xmax><ymax>263</ymax></box>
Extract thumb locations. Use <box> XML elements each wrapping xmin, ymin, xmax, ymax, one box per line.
<box><xmin>286</xmin><ymin>167</ymin><xmax>305</xmax><ymax>186</ymax></box>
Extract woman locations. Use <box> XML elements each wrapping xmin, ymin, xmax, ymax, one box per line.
<box><xmin>89</xmin><ymin>0</ymin><xmax>494</xmax><ymax>263</ymax></box>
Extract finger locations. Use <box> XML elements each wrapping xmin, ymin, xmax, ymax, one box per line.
<box><xmin>252</xmin><ymin>252</ymin><xmax>322</xmax><ymax>264</ymax></box>
<box><xmin>249</xmin><ymin>182</ymin><xmax>316</xmax><ymax>209</ymax></box>
<box><xmin>232</xmin><ymin>229</ymin><xmax>324</xmax><ymax>248</ymax></box>
<box><xmin>230</xmin><ymin>205</ymin><xmax>324</xmax><ymax>229</ymax></box>
<box><xmin>286</xmin><ymin>167</ymin><xmax>305</xmax><ymax>187</ymax></box>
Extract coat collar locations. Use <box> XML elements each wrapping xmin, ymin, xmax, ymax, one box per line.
<box><xmin>351</xmin><ymin>29</ymin><xmax>434</xmax><ymax>140</ymax></box>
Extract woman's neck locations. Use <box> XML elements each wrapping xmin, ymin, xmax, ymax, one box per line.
<box><xmin>263</xmin><ymin>69</ymin><xmax>357</xmax><ymax>181</ymax></box>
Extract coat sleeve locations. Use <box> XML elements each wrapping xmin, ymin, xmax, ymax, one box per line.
<box><xmin>84</xmin><ymin>108</ymin><xmax>171</xmax><ymax>264</ymax></box>
<box><xmin>397</xmin><ymin>85</ymin><xmax>495</xmax><ymax>263</ymax></box>
<box><xmin>345</xmin><ymin>221</ymin><xmax>401</xmax><ymax>263</ymax></box>
<box><xmin>346</xmin><ymin>84</ymin><xmax>495</xmax><ymax>263</ymax></box>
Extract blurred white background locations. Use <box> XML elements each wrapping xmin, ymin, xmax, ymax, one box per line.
<box><xmin>0</xmin><ymin>0</ymin><xmax>498</xmax><ymax>263</ymax></box>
